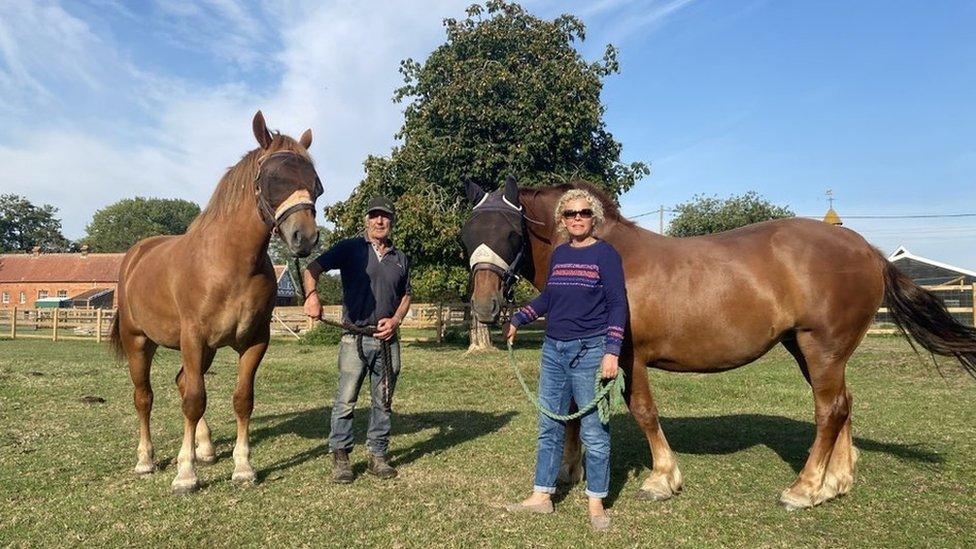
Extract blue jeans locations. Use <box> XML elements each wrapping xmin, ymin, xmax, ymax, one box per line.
<box><xmin>329</xmin><ymin>334</ymin><xmax>401</xmax><ymax>456</ymax></box>
<box><xmin>533</xmin><ymin>335</ymin><xmax>611</xmax><ymax>498</ymax></box>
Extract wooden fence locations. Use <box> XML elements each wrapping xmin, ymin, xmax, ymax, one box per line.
<box><xmin>0</xmin><ymin>304</ymin><xmax>497</xmax><ymax>342</ymax></box>
<box><xmin>2</xmin><ymin>283</ymin><xmax>972</xmax><ymax>342</ymax></box>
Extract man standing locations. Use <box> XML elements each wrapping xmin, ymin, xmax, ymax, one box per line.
<box><xmin>303</xmin><ymin>196</ymin><xmax>411</xmax><ymax>483</ymax></box>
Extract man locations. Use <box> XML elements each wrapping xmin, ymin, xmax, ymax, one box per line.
<box><xmin>303</xmin><ymin>196</ymin><xmax>411</xmax><ymax>483</ymax></box>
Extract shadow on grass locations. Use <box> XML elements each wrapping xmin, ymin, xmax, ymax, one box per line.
<box><xmin>214</xmin><ymin>407</ymin><xmax>516</xmax><ymax>482</ymax></box>
<box><xmin>605</xmin><ymin>413</ymin><xmax>944</xmax><ymax>505</ymax></box>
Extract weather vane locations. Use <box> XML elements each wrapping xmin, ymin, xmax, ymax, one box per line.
<box><xmin>826</xmin><ymin>189</ymin><xmax>834</xmax><ymax>209</ymax></box>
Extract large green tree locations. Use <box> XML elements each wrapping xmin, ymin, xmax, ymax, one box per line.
<box><xmin>666</xmin><ymin>192</ymin><xmax>794</xmax><ymax>237</ymax></box>
<box><xmin>326</xmin><ymin>1</ymin><xmax>648</xmax><ymax>302</ymax></box>
<box><xmin>81</xmin><ymin>197</ymin><xmax>200</xmax><ymax>252</ymax></box>
<box><xmin>0</xmin><ymin>194</ymin><xmax>72</xmax><ymax>252</ymax></box>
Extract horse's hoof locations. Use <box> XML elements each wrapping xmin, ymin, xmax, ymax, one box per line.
<box><xmin>133</xmin><ymin>463</ymin><xmax>156</xmax><ymax>476</ymax></box>
<box><xmin>232</xmin><ymin>469</ymin><xmax>256</xmax><ymax>484</ymax></box>
<box><xmin>197</xmin><ymin>454</ymin><xmax>216</xmax><ymax>466</ymax></box>
<box><xmin>171</xmin><ymin>478</ymin><xmax>200</xmax><ymax>495</ymax></box>
<box><xmin>635</xmin><ymin>488</ymin><xmax>673</xmax><ymax>502</ymax></box>
<box><xmin>779</xmin><ymin>489</ymin><xmax>814</xmax><ymax>511</ymax></box>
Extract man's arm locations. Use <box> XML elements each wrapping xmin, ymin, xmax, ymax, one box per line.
<box><xmin>302</xmin><ymin>241</ymin><xmax>344</xmax><ymax>318</ymax></box>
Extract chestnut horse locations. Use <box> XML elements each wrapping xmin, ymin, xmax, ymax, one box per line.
<box><xmin>110</xmin><ymin>111</ymin><xmax>323</xmax><ymax>494</ymax></box>
<box><xmin>462</xmin><ymin>177</ymin><xmax>976</xmax><ymax>509</ymax></box>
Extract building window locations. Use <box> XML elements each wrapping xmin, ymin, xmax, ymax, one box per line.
<box><xmin>38</xmin><ymin>290</ymin><xmax>48</xmax><ymax>299</ymax></box>
<box><xmin>19</xmin><ymin>291</ymin><xmax>26</xmax><ymax>304</ymax></box>
<box><xmin>1</xmin><ymin>292</ymin><xmax>8</xmax><ymax>304</ymax></box>
<box><xmin>57</xmin><ymin>290</ymin><xmax>68</xmax><ymax>298</ymax></box>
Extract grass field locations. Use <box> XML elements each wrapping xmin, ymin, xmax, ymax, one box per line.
<box><xmin>1</xmin><ymin>334</ymin><xmax>974</xmax><ymax>547</ymax></box>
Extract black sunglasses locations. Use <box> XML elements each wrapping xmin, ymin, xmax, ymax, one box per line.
<box><xmin>561</xmin><ymin>208</ymin><xmax>594</xmax><ymax>219</ymax></box>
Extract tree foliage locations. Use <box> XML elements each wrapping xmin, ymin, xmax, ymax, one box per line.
<box><xmin>325</xmin><ymin>1</ymin><xmax>648</xmax><ymax>301</ymax></box>
<box><xmin>0</xmin><ymin>194</ymin><xmax>72</xmax><ymax>253</ymax></box>
<box><xmin>666</xmin><ymin>191</ymin><xmax>794</xmax><ymax>237</ymax></box>
<box><xmin>81</xmin><ymin>197</ymin><xmax>200</xmax><ymax>252</ymax></box>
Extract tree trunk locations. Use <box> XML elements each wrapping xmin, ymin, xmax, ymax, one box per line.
<box><xmin>466</xmin><ymin>309</ymin><xmax>494</xmax><ymax>352</ymax></box>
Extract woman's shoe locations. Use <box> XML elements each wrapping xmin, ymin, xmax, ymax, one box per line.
<box><xmin>589</xmin><ymin>513</ymin><xmax>611</xmax><ymax>531</ymax></box>
<box><xmin>504</xmin><ymin>500</ymin><xmax>554</xmax><ymax>514</ymax></box>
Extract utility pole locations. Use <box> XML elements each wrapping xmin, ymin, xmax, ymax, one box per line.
<box><xmin>659</xmin><ymin>205</ymin><xmax>665</xmax><ymax>234</ymax></box>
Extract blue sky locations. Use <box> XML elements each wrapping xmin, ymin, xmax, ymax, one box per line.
<box><xmin>1</xmin><ymin>1</ymin><xmax>974</xmax><ymax>268</ymax></box>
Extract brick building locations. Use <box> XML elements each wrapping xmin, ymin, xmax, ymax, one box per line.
<box><xmin>0</xmin><ymin>247</ymin><xmax>299</xmax><ymax>309</ymax></box>
<box><xmin>0</xmin><ymin>247</ymin><xmax>123</xmax><ymax>309</ymax></box>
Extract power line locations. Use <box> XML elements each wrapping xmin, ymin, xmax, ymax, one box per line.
<box><xmin>626</xmin><ymin>210</ymin><xmax>976</xmax><ymax>221</ymax></box>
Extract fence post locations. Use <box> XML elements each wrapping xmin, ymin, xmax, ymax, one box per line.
<box><xmin>10</xmin><ymin>307</ymin><xmax>16</xmax><ymax>339</ymax></box>
<box><xmin>972</xmin><ymin>283</ymin><xmax>975</xmax><ymax>327</ymax></box>
<box><xmin>96</xmin><ymin>308</ymin><xmax>103</xmax><ymax>343</ymax></box>
<box><xmin>436</xmin><ymin>302</ymin><xmax>444</xmax><ymax>344</ymax></box>
<box><xmin>52</xmin><ymin>308</ymin><xmax>59</xmax><ymax>342</ymax></box>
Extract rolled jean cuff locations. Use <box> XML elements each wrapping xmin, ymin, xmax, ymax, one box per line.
<box><xmin>533</xmin><ymin>485</ymin><xmax>557</xmax><ymax>495</ymax></box>
<box><xmin>585</xmin><ymin>489</ymin><xmax>608</xmax><ymax>499</ymax></box>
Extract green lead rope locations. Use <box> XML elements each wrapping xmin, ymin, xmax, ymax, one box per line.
<box><xmin>506</xmin><ymin>340</ymin><xmax>625</xmax><ymax>425</ymax></box>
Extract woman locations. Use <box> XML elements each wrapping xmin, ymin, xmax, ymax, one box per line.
<box><xmin>504</xmin><ymin>188</ymin><xmax>628</xmax><ymax>531</ymax></box>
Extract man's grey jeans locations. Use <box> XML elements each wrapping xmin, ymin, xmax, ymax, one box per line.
<box><xmin>328</xmin><ymin>334</ymin><xmax>401</xmax><ymax>456</ymax></box>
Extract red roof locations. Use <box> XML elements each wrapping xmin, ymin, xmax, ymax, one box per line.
<box><xmin>0</xmin><ymin>253</ymin><xmax>124</xmax><ymax>283</ymax></box>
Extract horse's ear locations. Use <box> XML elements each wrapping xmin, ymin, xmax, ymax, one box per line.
<box><xmin>464</xmin><ymin>177</ymin><xmax>486</xmax><ymax>205</ymax></box>
<box><xmin>503</xmin><ymin>174</ymin><xmax>520</xmax><ymax>206</ymax></box>
<box><xmin>299</xmin><ymin>128</ymin><xmax>313</xmax><ymax>149</ymax></box>
<box><xmin>252</xmin><ymin>110</ymin><xmax>273</xmax><ymax>149</ymax></box>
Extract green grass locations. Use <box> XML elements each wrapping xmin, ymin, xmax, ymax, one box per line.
<box><xmin>0</xmin><ymin>335</ymin><xmax>974</xmax><ymax>547</ymax></box>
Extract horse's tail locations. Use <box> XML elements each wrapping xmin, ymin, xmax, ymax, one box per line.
<box><xmin>108</xmin><ymin>312</ymin><xmax>125</xmax><ymax>361</ymax></box>
<box><xmin>882</xmin><ymin>258</ymin><xmax>976</xmax><ymax>377</ymax></box>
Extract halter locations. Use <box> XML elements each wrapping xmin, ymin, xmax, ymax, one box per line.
<box><xmin>253</xmin><ymin>150</ymin><xmax>322</xmax><ymax>232</ymax></box>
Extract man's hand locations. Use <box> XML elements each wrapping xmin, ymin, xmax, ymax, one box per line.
<box><xmin>601</xmin><ymin>354</ymin><xmax>619</xmax><ymax>380</ymax></box>
<box><xmin>303</xmin><ymin>292</ymin><xmax>322</xmax><ymax>319</ymax></box>
<box><xmin>505</xmin><ymin>323</ymin><xmax>518</xmax><ymax>343</ymax></box>
<box><xmin>375</xmin><ymin>317</ymin><xmax>400</xmax><ymax>341</ymax></box>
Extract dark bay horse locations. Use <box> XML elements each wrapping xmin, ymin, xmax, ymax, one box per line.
<box><xmin>110</xmin><ymin>111</ymin><xmax>323</xmax><ymax>494</ymax></box>
<box><xmin>462</xmin><ymin>177</ymin><xmax>976</xmax><ymax>509</ymax></box>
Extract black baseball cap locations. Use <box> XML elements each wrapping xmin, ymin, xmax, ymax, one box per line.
<box><xmin>367</xmin><ymin>196</ymin><xmax>395</xmax><ymax>217</ymax></box>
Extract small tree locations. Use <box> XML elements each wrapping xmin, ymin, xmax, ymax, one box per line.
<box><xmin>0</xmin><ymin>194</ymin><xmax>72</xmax><ymax>252</ymax></box>
<box><xmin>81</xmin><ymin>197</ymin><xmax>200</xmax><ymax>252</ymax></box>
<box><xmin>667</xmin><ymin>192</ymin><xmax>794</xmax><ymax>237</ymax></box>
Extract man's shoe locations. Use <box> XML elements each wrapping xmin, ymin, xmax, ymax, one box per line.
<box><xmin>366</xmin><ymin>453</ymin><xmax>398</xmax><ymax>479</ymax></box>
<box><xmin>332</xmin><ymin>449</ymin><xmax>353</xmax><ymax>484</ymax></box>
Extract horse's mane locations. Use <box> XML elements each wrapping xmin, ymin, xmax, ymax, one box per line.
<box><xmin>521</xmin><ymin>180</ymin><xmax>636</xmax><ymax>229</ymax></box>
<box><xmin>187</xmin><ymin>134</ymin><xmax>310</xmax><ymax>233</ymax></box>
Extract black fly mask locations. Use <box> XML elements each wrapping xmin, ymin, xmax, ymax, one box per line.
<box><xmin>461</xmin><ymin>175</ymin><xmax>527</xmax><ymax>303</ymax></box>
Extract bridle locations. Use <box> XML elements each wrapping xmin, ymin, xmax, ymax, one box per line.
<box><xmin>253</xmin><ymin>150</ymin><xmax>323</xmax><ymax>236</ymax></box>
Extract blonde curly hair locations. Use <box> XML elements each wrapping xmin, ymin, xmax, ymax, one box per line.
<box><xmin>554</xmin><ymin>189</ymin><xmax>605</xmax><ymax>240</ymax></box>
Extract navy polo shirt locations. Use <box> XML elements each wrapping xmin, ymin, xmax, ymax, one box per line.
<box><xmin>313</xmin><ymin>235</ymin><xmax>411</xmax><ymax>327</ymax></box>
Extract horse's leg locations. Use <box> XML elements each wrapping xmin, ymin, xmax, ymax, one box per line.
<box><xmin>231</xmin><ymin>333</ymin><xmax>268</xmax><ymax>484</ymax></box>
<box><xmin>171</xmin><ymin>335</ymin><xmax>212</xmax><ymax>495</ymax></box>
<box><xmin>779</xmin><ymin>330</ymin><xmax>852</xmax><ymax>509</ymax></box>
<box><xmin>124</xmin><ymin>332</ymin><xmax>158</xmax><ymax>475</ymax></box>
<box><xmin>625</xmin><ymin>349</ymin><xmax>682</xmax><ymax>501</ymax></box>
<box><xmin>783</xmin><ymin>333</ymin><xmax>858</xmax><ymax>502</ymax></box>
<box><xmin>176</xmin><ymin>349</ymin><xmax>217</xmax><ymax>464</ymax></box>
<box><xmin>556</xmin><ymin>406</ymin><xmax>583</xmax><ymax>486</ymax></box>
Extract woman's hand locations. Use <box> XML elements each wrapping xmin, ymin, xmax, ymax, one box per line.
<box><xmin>505</xmin><ymin>323</ymin><xmax>518</xmax><ymax>343</ymax></box>
<box><xmin>601</xmin><ymin>354</ymin><xmax>619</xmax><ymax>380</ymax></box>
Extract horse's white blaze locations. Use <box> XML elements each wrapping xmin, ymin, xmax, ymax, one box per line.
<box><xmin>273</xmin><ymin>189</ymin><xmax>314</xmax><ymax>222</ymax></box>
<box><xmin>469</xmin><ymin>243</ymin><xmax>509</xmax><ymax>270</ymax></box>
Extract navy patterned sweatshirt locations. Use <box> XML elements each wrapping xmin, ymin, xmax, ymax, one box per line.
<box><xmin>510</xmin><ymin>240</ymin><xmax>628</xmax><ymax>356</ymax></box>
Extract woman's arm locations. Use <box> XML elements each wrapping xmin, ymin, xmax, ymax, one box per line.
<box><xmin>601</xmin><ymin>245</ymin><xmax>628</xmax><ymax>357</ymax></box>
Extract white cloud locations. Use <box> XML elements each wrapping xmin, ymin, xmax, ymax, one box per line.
<box><xmin>0</xmin><ymin>0</ymin><xmax>469</xmax><ymax>239</ymax></box>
